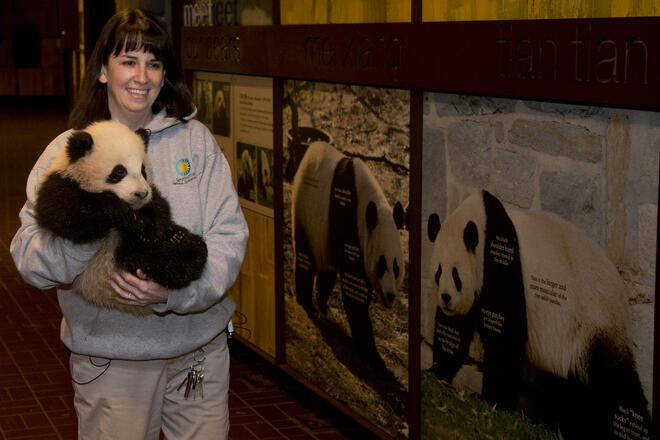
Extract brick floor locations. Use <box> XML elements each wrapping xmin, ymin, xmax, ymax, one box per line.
<box><xmin>0</xmin><ymin>98</ymin><xmax>377</xmax><ymax>439</ymax></box>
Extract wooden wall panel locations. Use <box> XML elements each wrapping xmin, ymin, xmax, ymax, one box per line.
<box><xmin>15</xmin><ymin>38</ymin><xmax>65</xmax><ymax>96</ymax></box>
<box><xmin>14</xmin><ymin>0</ymin><xmax>59</xmax><ymax>37</ymax></box>
<box><xmin>229</xmin><ymin>207</ymin><xmax>276</xmax><ymax>358</ymax></box>
<box><xmin>17</xmin><ymin>68</ymin><xmax>42</xmax><ymax>96</ymax></box>
<box><xmin>281</xmin><ymin>0</ymin><xmax>410</xmax><ymax>24</ymax></box>
<box><xmin>0</xmin><ymin>38</ymin><xmax>15</xmax><ymax>95</ymax></box>
<box><xmin>0</xmin><ymin>69</ymin><xmax>17</xmax><ymax>95</ymax></box>
<box><xmin>423</xmin><ymin>0</ymin><xmax>660</xmax><ymax>21</ymax></box>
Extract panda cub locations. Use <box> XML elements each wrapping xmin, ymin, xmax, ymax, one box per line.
<box><xmin>427</xmin><ymin>190</ymin><xmax>652</xmax><ymax>439</ymax></box>
<box><xmin>35</xmin><ymin>121</ymin><xmax>207</xmax><ymax>315</ymax></box>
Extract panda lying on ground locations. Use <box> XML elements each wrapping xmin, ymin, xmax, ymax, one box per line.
<box><xmin>292</xmin><ymin>141</ymin><xmax>405</xmax><ymax>369</ymax></box>
<box><xmin>35</xmin><ymin>121</ymin><xmax>207</xmax><ymax>315</ymax></box>
<box><xmin>427</xmin><ymin>190</ymin><xmax>652</xmax><ymax>439</ymax></box>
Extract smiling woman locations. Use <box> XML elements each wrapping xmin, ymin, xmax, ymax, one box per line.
<box><xmin>10</xmin><ymin>8</ymin><xmax>248</xmax><ymax>440</ymax></box>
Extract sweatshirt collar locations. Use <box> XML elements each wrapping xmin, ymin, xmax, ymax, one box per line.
<box><xmin>144</xmin><ymin>107</ymin><xmax>198</xmax><ymax>134</ymax></box>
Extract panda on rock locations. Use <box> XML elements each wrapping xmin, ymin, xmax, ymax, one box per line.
<box><xmin>35</xmin><ymin>121</ymin><xmax>207</xmax><ymax>315</ymax></box>
<box><xmin>292</xmin><ymin>141</ymin><xmax>405</xmax><ymax>369</ymax></box>
<box><xmin>427</xmin><ymin>190</ymin><xmax>652</xmax><ymax>440</ymax></box>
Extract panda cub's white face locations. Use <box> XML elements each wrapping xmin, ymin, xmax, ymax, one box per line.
<box><xmin>57</xmin><ymin>121</ymin><xmax>152</xmax><ymax>209</ymax></box>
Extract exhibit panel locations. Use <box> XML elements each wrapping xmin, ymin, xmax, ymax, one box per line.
<box><xmin>193</xmin><ymin>72</ymin><xmax>277</xmax><ymax>357</ymax></box>
<box><xmin>423</xmin><ymin>0</ymin><xmax>660</xmax><ymax>21</ymax></box>
<box><xmin>180</xmin><ymin>2</ymin><xmax>660</xmax><ymax>438</ymax></box>
<box><xmin>282</xmin><ymin>81</ymin><xmax>410</xmax><ymax>439</ymax></box>
<box><xmin>182</xmin><ymin>0</ymin><xmax>273</xmax><ymax>26</ymax></box>
<box><xmin>420</xmin><ymin>94</ymin><xmax>657</xmax><ymax>440</ymax></box>
<box><xmin>280</xmin><ymin>0</ymin><xmax>411</xmax><ymax>24</ymax></box>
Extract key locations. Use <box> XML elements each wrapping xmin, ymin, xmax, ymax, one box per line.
<box><xmin>198</xmin><ymin>372</ymin><xmax>204</xmax><ymax>399</ymax></box>
<box><xmin>191</xmin><ymin>370</ymin><xmax>198</xmax><ymax>399</ymax></box>
<box><xmin>177</xmin><ymin>371</ymin><xmax>189</xmax><ymax>392</ymax></box>
<box><xmin>184</xmin><ymin>369</ymin><xmax>195</xmax><ymax>399</ymax></box>
<box><xmin>178</xmin><ymin>366</ymin><xmax>194</xmax><ymax>392</ymax></box>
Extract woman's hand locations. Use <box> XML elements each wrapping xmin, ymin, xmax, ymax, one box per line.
<box><xmin>109</xmin><ymin>269</ymin><xmax>168</xmax><ymax>306</ymax></box>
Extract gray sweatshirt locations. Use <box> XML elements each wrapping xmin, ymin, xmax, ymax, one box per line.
<box><xmin>10</xmin><ymin>110</ymin><xmax>248</xmax><ymax>360</ymax></box>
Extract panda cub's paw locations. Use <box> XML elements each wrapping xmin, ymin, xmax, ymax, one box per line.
<box><xmin>104</xmin><ymin>197</ymin><xmax>147</xmax><ymax>234</ymax></box>
<box><xmin>115</xmin><ymin>220</ymin><xmax>207</xmax><ymax>290</ymax></box>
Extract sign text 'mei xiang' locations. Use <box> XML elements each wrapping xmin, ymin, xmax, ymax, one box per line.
<box><xmin>303</xmin><ymin>34</ymin><xmax>403</xmax><ymax>81</ymax></box>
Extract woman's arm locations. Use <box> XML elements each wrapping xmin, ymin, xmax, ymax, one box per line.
<box><xmin>151</xmin><ymin>129</ymin><xmax>248</xmax><ymax>314</ymax></box>
<box><xmin>10</xmin><ymin>132</ymin><xmax>100</xmax><ymax>289</ymax></box>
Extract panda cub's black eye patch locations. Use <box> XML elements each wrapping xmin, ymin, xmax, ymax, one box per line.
<box><xmin>435</xmin><ymin>264</ymin><xmax>442</xmax><ymax>285</ymax></box>
<box><xmin>107</xmin><ymin>165</ymin><xmax>127</xmax><ymax>184</ymax></box>
<box><xmin>393</xmin><ymin>258</ymin><xmax>400</xmax><ymax>279</ymax></box>
<box><xmin>141</xmin><ymin>164</ymin><xmax>147</xmax><ymax>179</ymax></box>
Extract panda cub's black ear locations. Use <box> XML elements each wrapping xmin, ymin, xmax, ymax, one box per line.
<box><xmin>135</xmin><ymin>128</ymin><xmax>151</xmax><ymax>151</ymax></box>
<box><xmin>428</xmin><ymin>213</ymin><xmax>441</xmax><ymax>243</ymax></box>
<box><xmin>463</xmin><ymin>221</ymin><xmax>478</xmax><ymax>253</ymax></box>
<box><xmin>66</xmin><ymin>131</ymin><xmax>94</xmax><ymax>163</ymax></box>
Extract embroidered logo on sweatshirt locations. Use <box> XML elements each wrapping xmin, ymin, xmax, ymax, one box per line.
<box><xmin>173</xmin><ymin>156</ymin><xmax>201</xmax><ymax>185</ymax></box>
<box><xmin>176</xmin><ymin>158</ymin><xmax>191</xmax><ymax>177</ymax></box>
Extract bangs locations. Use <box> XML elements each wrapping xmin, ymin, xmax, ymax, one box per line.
<box><xmin>70</xmin><ymin>8</ymin><xmax>194</xmax><ymax>128</ymax></box>
<box><xmin>106</xmin><ymin>13</ymin><xmax>169</xmax><ymax>62</ymax></box>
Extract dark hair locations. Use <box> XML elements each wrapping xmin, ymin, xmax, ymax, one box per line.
<box><xmin>69</xmin><ymin>9</ymin><xmax>194</xmax><ymax>129</ymax></box>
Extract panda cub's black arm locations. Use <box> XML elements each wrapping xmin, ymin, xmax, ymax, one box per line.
<box><xmin>36</xmin><ymin>172</ymin><xmax>125</xmax><ymax>243</ymax></box>
<box><xmin>114</xmin><ymin>186</ymin><xmax>207</xmax><ymax>289</ymax></box>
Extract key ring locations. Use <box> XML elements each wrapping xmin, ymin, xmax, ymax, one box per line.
<box><xmin>192</xmin><ymin>348</ymin><xmax>206</xmax><ymax>367</ymax></box>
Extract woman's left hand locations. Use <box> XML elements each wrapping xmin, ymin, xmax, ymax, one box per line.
<box><xmin>109</xmin><ymin>269</ymin><xmax>169</xmax><ymax>306</ymax></box>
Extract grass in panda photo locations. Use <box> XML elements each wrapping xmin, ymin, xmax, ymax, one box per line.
<box><xmin>283</xmin><ymin>81</ymin><xmax>410</xmax><ymax>438</ymax></box>
<box><xmin>34</xmin><ymin>120</ymin><xmax>207</xmax><ymax>315</ymax></box>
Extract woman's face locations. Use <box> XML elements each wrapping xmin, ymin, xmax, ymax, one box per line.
<box><xmin>99</xmin><ymin>48</ymin><xmax>165</xmax><ymax>129</ymax></box>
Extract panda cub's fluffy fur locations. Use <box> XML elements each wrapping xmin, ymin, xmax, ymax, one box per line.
<box><xmin>35</xmin><ymin>121</ymin><xmax>207</xmax><ymax>315</ymax></box>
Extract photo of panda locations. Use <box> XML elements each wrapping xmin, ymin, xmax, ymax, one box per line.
<box><xmin>421</xmin><ymin>93</ymin><xmax>657</xmax><ymax>440</ymax></box>
<box><xmin>193</xmin><ymin>78</ymin><xmax>212</xmax><ymax>127</ymax></box>
<box><xmin>236</xmin><ymin>142</ymin><xmax>257</xmax><ymax>202</ymax></box>
<box><xmin>283</xmin><ymin>81</ymin><xmax>410</xmax><ymax>438</ymax></box>
<box><xmin>212</xmin><ymin>80</ymin><xmax>230</xmax><ymax>137</ymax></box>
<box><xmin>257</xmin><ymin>147</ymin><xmax>273</xmax><ymax>208</ymax></box>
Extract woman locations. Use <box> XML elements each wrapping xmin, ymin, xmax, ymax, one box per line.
<box><xmin>10</xmin><ymin>9</ymin><xmax>248</xmax><ymax>440</ymax></box>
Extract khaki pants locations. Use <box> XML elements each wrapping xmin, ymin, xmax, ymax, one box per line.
<box><xmin>70</xmin><ymin>333</ymin><xmax>230</xmax><ymax>440</ymax></box>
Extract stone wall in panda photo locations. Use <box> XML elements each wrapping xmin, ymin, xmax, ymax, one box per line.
<box><xmin>283</xmin><ymin>81</ymin><xmax>410</xmax><ymax>438</ymax></box>
<box><xmin>420</xmin><ymin>93</ymin><xmax>657</xmax><ymax>440</ymax></box>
